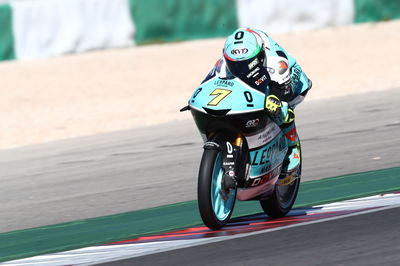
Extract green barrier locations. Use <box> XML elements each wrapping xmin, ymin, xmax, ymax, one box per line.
<box><xmin>355</xmin><ymin>0</ymin><xmax>400</xmax><ymax>23</ymax></box>
<box><xmin>128</xmin><ymin>0</ymin><xmax>238</xmax><ymax>44</ymax></box>
<box><xmin>0</xmin><ymin>4</ymin><xmax>15</xmax><ymax>61</ymax></box>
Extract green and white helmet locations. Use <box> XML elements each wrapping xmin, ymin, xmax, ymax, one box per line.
<box><xmin>223</xmin><ymin>28</ymin><xmax>269</xmax><ymax>88</ymax></box>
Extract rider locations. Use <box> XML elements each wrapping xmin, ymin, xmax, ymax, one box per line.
<box><xmin>203</xmin><ymin>27</ymin><xmax>312</xmax><ymax>183</ymax></box>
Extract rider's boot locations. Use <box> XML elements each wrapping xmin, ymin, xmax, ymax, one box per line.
<box><xmin>277</xmin><ymin>118</ymin><xmax>301</xmax><ymax>185</ymax></box>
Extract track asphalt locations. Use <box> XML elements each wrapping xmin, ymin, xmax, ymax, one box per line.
<box><xmin>114</xmin><ymin>205</ymin><xmax>400</xmax><ymax>266</ymax></box>
<box><xmin>0</xmin><ymin>166</ymin><xmax>399</xmax><ymax>263</ymax></box>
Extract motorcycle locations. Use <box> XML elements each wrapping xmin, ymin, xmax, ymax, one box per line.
<box><xmin>181</xmin><ymin>74</ymin><xmax>301</xmax><ymax>230</ymax></box>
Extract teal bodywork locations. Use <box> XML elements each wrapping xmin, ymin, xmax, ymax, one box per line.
<box><xmin>248</xmin><ymin>133</ymin><xmax>287</xmax><ymax>179</ymax></box>
<box><xmin>189</xmin><ymin>76</ymin><xmax>288</xmax><ymax>190</ymax></box>
<box><xmin>189</xmin><ymin>76</ymin><xmax>266</xmax><ymax>114</ymax></box>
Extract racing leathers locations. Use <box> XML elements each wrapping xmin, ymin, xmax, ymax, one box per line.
<box><xmin>205</xmin><ymin>28</ymin><xmax>312</xmax><ymax>183</ymax></box>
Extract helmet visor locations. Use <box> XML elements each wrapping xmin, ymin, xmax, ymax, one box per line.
<box><xmin>224</xmin><ymin>49</ymin><xmax>270</xmax><ymax>91</ymax></box>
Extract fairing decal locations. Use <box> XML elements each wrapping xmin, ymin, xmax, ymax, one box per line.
<box><xmin>189</xmin><ymin>76</ymin><xmax>266</xmax><ymax>115</ymax></box>
<box><xmin>245</xmin><ymin>119</ymin><xmax>281</xmax><ymax>149</ymax></box>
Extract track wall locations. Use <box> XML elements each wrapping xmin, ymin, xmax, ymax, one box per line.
<box><xmin>0</xmin><ymin>0</ymin><xmax>398</xmax><ymax>61</ymax></box>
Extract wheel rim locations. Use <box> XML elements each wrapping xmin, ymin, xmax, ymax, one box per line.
<box><xmin>211</xmin><ymin>152</ymin><xmax>236</xmax><ymax>221</ymax></box>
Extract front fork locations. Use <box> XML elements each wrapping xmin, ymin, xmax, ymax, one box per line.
<box><xmin>204</xmin><ymin>135</ymin><xmax>249</xmax><ymax>200</ymax></box>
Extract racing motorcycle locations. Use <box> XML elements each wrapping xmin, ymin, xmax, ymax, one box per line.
<box><xmin>180</xmin><ymin>74</ymin><xmax>301</xmax><ymax>230</ymax></box>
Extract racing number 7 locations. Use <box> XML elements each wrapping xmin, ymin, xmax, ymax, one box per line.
<box><xmin>208</xmin><ymin>89</ymin><xmax>232</xmax><ymax>106</ymax></box>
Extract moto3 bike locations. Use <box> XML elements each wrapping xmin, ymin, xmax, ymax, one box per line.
<box><xmin>180</xmin><ymin>75</ymin><xmax>301</xmax><ymax>230</ymax></box>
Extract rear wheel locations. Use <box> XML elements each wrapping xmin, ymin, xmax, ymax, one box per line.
<box><xmin>198</xmin><ymin>148</ymin><xmax>236</xmax><ymax>230</ymax></box>
<box><xmin>260</xmin><ymin>175</ymin><xmax>300</xmax><ymax>218</ymax></box>
<box><xmin>259</xmin><ymin>144</ymin><xmax>301</xmax><ymax>218</ymax></box>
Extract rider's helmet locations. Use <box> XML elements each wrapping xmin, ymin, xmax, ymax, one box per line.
<box><xmin>223</xmin><ymin>28</ymin><xmax>268</xmax><ymax>85</ymax></box>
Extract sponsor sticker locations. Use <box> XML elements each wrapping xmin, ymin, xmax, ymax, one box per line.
<box><xmin>248</xmin><ymin>58</ymin><xmax>259</xmax><ymax>70</ymax></box>
<box><xmin>245</xmin><ymin>119</ymin><xmax>260</xmax><ymax>128</ymax></box>
<box><xmin>250</xmin><ymin>167</ymin><xmax>281</xmax><ymax>187</ymax></box>
<box><xmin>231</xmin><ymin>48</ymin><xmax>248</xmax><ymax>55</ymax></box>
<box><xmin>255</xmin><ymin>74</ymin><xmax>267</xmax><ymax>86</ymax></box>
<box><xmin>246</xmin><ymin>122</ymin><xmax>281</xmax><ymax>149</ymax></box>
<box><xmin>214</xmin><ymin>79</ymin><xmax>234</xmax><ymax>87</ymax></box>
<box><xmin>251</xmin><ymin>140</ymin><xmax>282</xmax><ymax>166</ymax></box>
<box><xmin>246</xmin><ymin>67</ymin><xmax>260</xmax><ymax>78</ymax></box>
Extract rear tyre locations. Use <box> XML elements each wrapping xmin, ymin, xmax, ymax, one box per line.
<box><xmin>259</xmin><ymin>144</ymin><xmax>301</xmax><ymax>218</ymax></box>
<box><xmin>198</xmin><ymin>148</ymin><xmax>236</xmax><ymax>230</ymax></box>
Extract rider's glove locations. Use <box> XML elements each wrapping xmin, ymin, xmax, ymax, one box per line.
<box><xmin>265</xmin><ymin>95</ymin><xmax>282</xmax><ymax>117</ymax></box>
<box><xmin>265</xmin><ymin>95</ymin><xmax>295</xmax><ymax>125</ymax></box>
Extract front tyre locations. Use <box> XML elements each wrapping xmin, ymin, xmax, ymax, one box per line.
<box><xmin>198</xmin><ymin>148</ymin><xmax>236</xmax><ymax>230</ymax></box>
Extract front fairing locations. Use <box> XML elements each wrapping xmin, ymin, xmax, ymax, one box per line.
<box><xmin>189</xmin><ymin>76</ymin><xmax>267</xmax><ymax>116</ymax></box>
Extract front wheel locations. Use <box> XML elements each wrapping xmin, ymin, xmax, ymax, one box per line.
<box><xmin>198</xmin><ymin>148</ymin><xmax>236</xmax><ymax>230</ymax></box>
